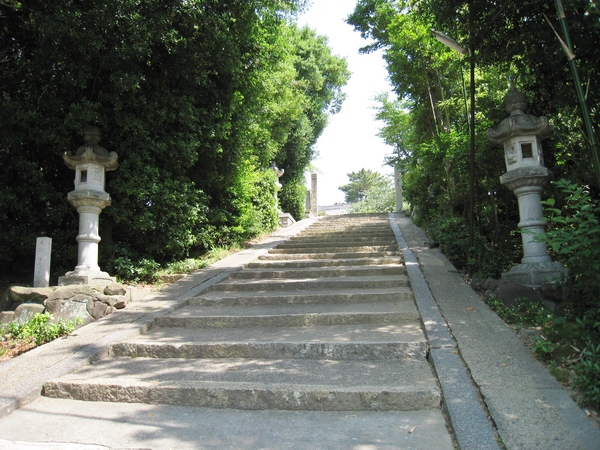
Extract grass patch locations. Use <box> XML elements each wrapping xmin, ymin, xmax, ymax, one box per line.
<box><xmin>486</xmin><ymin>296</ymin><xmax>600</xmax><ymax>411</ymax></box>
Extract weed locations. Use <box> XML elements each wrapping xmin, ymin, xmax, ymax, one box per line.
<box><xmin>0</xmin><ymin>313</ymin><xmax>80</xmax><ymax>353</ymax></box>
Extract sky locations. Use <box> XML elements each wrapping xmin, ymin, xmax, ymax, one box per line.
<box><xmin>297</xmin><ymin>0</ymin><xmax>396</xmax><ymax>206</ymax></box>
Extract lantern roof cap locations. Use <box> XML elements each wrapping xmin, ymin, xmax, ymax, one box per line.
<box><xmin>487</xmin><ymin>87</ymin><xmax>553</xmax><ymax>147</ymax></box>
<box><xmin>64</xmin><ymin>126</ymin><xmax>118</xmax><ymax>170</ymax></box>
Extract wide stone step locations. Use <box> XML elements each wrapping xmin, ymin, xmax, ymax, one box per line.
<box><xmin>190</xmin><ymin>287</ymin><xmax>414</xmax><ymax>306</ymax></box>
<box><xmin>246</xmin><ymin>256</ymin><xmax>404</xmax><ymax>269</ymax></box>
<box><xmin>109</xmin><ymin>323</ymin><xmax>427</xmax><ymax>360</ymax></box>
<box><xmin>295</xmin><ymin>231</ymin><xmax>394</xmax><ymax>238</ymax></box>
<box><xmin>278</xmin><ymin>239</ymin><xmax>398</xmax><ymax>248</ymax></box>
<box><xmin>258</xmin><ymin>251</ymin><xmax>400</xmax><ymax>261</ymax></box>
<box><xmin>229</xmin><ymin>264</ymin><xmax>406</xmax><ymax>279</ymax></box>
<box><xmin>43</xmin><ymin>357</ymin><xmax>440</xmax><ymax>411</ymax></box>
<box><xmin>155</xmin><ymin>301</ymin><xmax>419</xmax><ymax>328</ymax></box>
<box><xmin>268</xmin><ymin>245</ymin><xmax>398</xmax><ymax>255</ymax></box>
<box><xmin>208</xmin><ymin>274</ymin><xmax>409</xmax><ymax>292</ymax></box>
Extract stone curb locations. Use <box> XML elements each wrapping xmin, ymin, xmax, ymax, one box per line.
<box><xmin>389</xmin><ymin>213</ymin><xmax>501</xmax><ymax>450</ymax></box>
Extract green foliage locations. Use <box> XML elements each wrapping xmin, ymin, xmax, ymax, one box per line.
<box><xmin>340</xmin><ymin>169</ymin><xmax>390</xmax><ymax>204</ymax></box>
<box><xmin>573</xmin><ymin>341</ymin><xmax>600</xmax><ymax>408</ymax></box>
<box><xmin>2</xmin><ymin>313</ymin><xmax>80</xmax><ymax>346</ymax></box>
<box><xmin>486</xmin><ymin>296</ymin><xmax>600</xmax><ymax>409</ymax></box>
<box><xmin>487</xmin><ymin>297</ymin><xmax>552</xmax><ymax>328</ymax></box>
<box><xmin>348</xmin><ymin>0</ymin><xmax>600</xmax><ymax>281</ymax></box>
<box><xmin>109</xmin><ymin>256</ymin><xmax>161</xmax><ymax>284</ymax></box>
<box><xmin>537</xmin><ymin>179</ymin><xmax>600</xmax><ymax>307</ymax></box>
<box><xmin>427</xmin><ymin>216</ymin><xmax>514</xmax><ymax>278</ymax></box>
<box><xmin>350</xmin><ymin>175</ymin><xmax>396</xmax><ymax>213</ymax></box>
<box><xmin>0</xmin><ymin>1</ymin><xmax>348</xmax><ymax>279</ymax></box>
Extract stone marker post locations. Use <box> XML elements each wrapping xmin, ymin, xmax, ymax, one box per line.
<box><xmin>394</xmin><ymin>166</ymin><xmax>403</xmax><ymax>212</ymax></box>
<box><xmin>33</xmin><ymin>237</ymin><xmax>52</xmax><ymax>288</ymax></box>
<box><xmin>59</xmin><ymin>126</ymin><xmax>119</xmax><ymax>287</ymax></box>
<box><xmin>310</xmin><ymin>173</ymin><xmax>318</xmax><ymax>217</ymax></box>
<box><xmin>487</xmin><ymin>87</ymin><xmax>567</xmax><ymax>286</ymax></box>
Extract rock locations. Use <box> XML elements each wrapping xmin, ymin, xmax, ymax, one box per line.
<box><xmin>104</xmin><ymin>282</ymin><xmax>126</xmax><ymax>296</ymax></box>
<box><xmin>95</xmin><ymin>294</ymin><xmax>118</xmax><ymax>307</ymax></box>
<box><xmin>538</xmin><ymin>283</ymin><xmax>564</xmax><ymax>303</ymax></box>
<box><xmin>88</xmin><ymin>301</ymin><xmax>109</xmax><ymax>320</ymax></box>
<box><xmin>47</xmin><ymin>285</ymin><xmax>101</xmax><ymax>301</ymax></box>
<box><xmin>113</xmin><ymin>295</ymin><xmax>129</xmax><ymax>310</ymax></box>
<box><xmin>3</xmin><ymin>283</ymin><xmax>129</xmax><ymax>324</ymax></box>
<box><xmin>0</xmin><ymin>311</ymin><xmax>15</xmax><ymax>324</ymax></box>
<box><xmin>14</xmin><ymin>303</ymin><xmax>46</xmax><ymax>321</ymax></box>
<box><xmin>160</xmin><ymin>274</ymin><xmax>185</xmax><ymax>284</ymax></box>
<box><xmin>470</xmin><ymin>278</ymin><xmax>485</xmax><ymax>291</ymax></box>
<box><xmin>8</xmin><ymin>286</ymin><xmax>56</xmax><ymax>305</ymax></box>
<box><xmin>494</xmin><ymin>283</ymin><xmax>543</xmax><ymax>308</ymax></box>
<box><xmin>45</xmin><ymin>296</ymin><xmax>94</xmax><ymax>324</ymax></box>
<box><xmin>482</xmin><ymin>278</ymin><xmax>505</xmax><ymax>291</ymax></box>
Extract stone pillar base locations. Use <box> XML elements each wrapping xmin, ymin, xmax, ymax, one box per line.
<box><xmin>279</xmin><ymin>212</ymin><xmax>296</xmax><ymax>227</ymax></box>
<box><xmin>58</xmin><ymin>270</ymin><xmax>116</xmax><ymax>288</ymax></box>
<box><xmin>502</xmin><ymin>261</ymin><xmax>567</xmax><ymax>287</ymax></box>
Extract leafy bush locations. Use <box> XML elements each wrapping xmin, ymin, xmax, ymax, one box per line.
<box><xmin>573</xmin><ymin>342</ymin><xmax>600</xmax><ymax>408</ymax></box>
<box><xmin>487</xmin><ymin>297</ymin><xmax>551</xmax><ymax>327</ymax></box>
<box><xmin>537</xmin><ymin>179</ymin><xmax>600</xmax><ymax>308</ymax></box>
<box><xmin>427</xmin><ymin>216</ymin><xmax>513</xmax><ymax>278</ymax></box>
<box><xmin>109</xmin><ymin>256</ymin><xmax>161</xmax><ymax>284</ymax></box>
<box><xmin>2</xmin><ymin>313</ymin><xmax>79</xmax><ymax>346</ymax></box>
<box><xmin>487</xmin><ymin>296</ymin><xmax>600</xmax><ymax>409</ymax></box>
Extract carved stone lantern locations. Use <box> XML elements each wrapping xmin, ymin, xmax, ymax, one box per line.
<box><xmin>487</xmin><ymin>87</ymin><xmax>566</xmax><ymax>286</ymax></box>
<box><xmin>270</xmin><ymin>163</ymin><xmax>285</xmax><ymax>211</ymax></box>
<box><xmin>59</xmin><ymin>126</ymin><xmax>118</xmax><ymax>286</ymax></box>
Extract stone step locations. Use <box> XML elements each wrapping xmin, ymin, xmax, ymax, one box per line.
<box><xmin>43</xmin><ymin>357</ymin><xmax>440</xmax><ymax>411</ymax></box>
<box><xmin>267</xmin><ymin>245</ymin><xmax>399</xmax><ymax>255</ymax></box>
<box><xmin>246</xmin><ymin>256</ymin><xmax>404</xmax><ymax>269</ymax></box>
<box><xmin>190</xmin><ymin>287</ymin><xmax>415</xmax><ymax>306</ymax></box>
<box><xmin>278</xmin><ymin>238</ymin><xmax>398</xmax><ymax>248</ymax></box>
<box><xmin>208</xmin><ymin>274</ymin><xmax>410</xmax><ymax>292</ymax></box>
<box><xmin>229</xmin><ymin>264</ymin><xmax>406</xmax><ymax>279</ymax></box>
<box><xmin>295</xmin><ymin>230</ymin><xmax>394</xmax><ymax>238</ymax></box>
<box><xmin>155</xmin><ymin>301</ymin><xmax>419</xmax><ymax>328</ymax></box>
<box><xmin>109</xmin><ymin>322</ymin><xmax>427</xmax><ymax>360</ymax></box>
<box><xmin>258</xmin><ymin>251</ymin><xmax>401</xmax><ymax>261</ymax></box>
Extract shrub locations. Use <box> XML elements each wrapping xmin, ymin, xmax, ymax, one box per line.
<box><xmin>2</xmin><ymin>313</ymin><xmax>79</xmax><ymax>346</ymax></box>
<box><xmin>427</xmin><ymin>215</ymin><xmax>513</xmax><ymax>278</ymax></box>
<box><xmin>537</xmin><ymin>179</ymin><xmax>600</xmax><ymax>308</ymax></box>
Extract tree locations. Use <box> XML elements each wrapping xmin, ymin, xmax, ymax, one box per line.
<box><xmin>339</xmin><ymin>169</ymin><xmax>389</xmax><ymax>204</ymax></box>
<box><xmin>276</xmin><ymin>25</ymin><xmax>350</xmax><ymax>220</ymax></box>
<box><xmin>350</xmin><ymin>176</ymin><xmax>396</xmax><ymax>213</ymax></box>
<box><xmin>0</xmin><ymin>0</ymin><xmax>346</xmax><ymax>281</ymax></box>
<box><xmin>348</xmin><ymin>0</ymin><xmax>600</xmax><ymax>279</ymax></box>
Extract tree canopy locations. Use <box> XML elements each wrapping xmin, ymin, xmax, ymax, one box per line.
<box><xmin>348</xmin><ymin>0</ymin><xmax>600</xmax><ymax>279</ymax></box>
<box><xmin>0</xmin><ymin>0</ymin><xmax>349</xmax><ymax>281</ymax></box>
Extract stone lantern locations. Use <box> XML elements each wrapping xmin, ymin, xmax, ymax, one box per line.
<box><xmin>270</xmin><ymin>163</ymin><xmax>285</xmax><ymax>211</ymax></box>
<box><xmin>487</xmin><ymin>87</ymin><xmax>566</xmax><ymax>286</ymax></box>
<box><xmin>59</xmin><ymin>126</ymin><xmax>118</xmax><ymax>286</ymax></box>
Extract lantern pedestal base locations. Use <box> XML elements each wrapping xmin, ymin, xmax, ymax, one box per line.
<box><xmin>502</xmin><ymin>261</ymin><xmax>567</xmax><ymax>287</ymax></box>
<box><xmin>59</xmin><ymin>270</ymin><xmax>116</xmax><ymax>288</ymax></box>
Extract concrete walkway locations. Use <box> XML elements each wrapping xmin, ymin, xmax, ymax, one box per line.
<box><xmin>0</xmin><ymin>213</ymin><xmax>598</xmax><ymax>450</ymax></box>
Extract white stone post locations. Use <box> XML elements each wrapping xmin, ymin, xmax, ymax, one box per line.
<box><xmin>59</xmin><ymin>126</ymin><xmax>118</xmax><ymax>287</ymax></box>
<box><xmin>310</xmin><ymin>173</ymin><xmax>318</xmax><ymax>217</ymax></box>
<box><xmin>487</xmin><ymin>87</ymin><xmax>566</xmax><ymax>286</ymax></box>
<box><xmin>394</xmin><ymin>166</ymin><xmax>403</xmax><ymax>212</ymax></box>
<box><xmin>33</xmin><ymin>237</ymin><xmax>52</xmax><ymax>288</ymax></box>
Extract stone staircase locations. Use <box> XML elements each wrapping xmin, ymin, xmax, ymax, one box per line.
<box><xmin>43</xmin><ymin>214</ymin><xmax>441</xmax><ymax>415</ymax></box>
